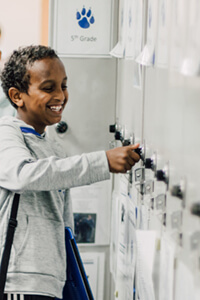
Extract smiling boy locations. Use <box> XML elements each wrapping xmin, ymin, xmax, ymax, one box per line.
<box><xmin>2</xmin><ymin>47</ymin><xmax>68</xmax><ymax>133</ymax></box>
<box><xmin>0</xmin><ymin>45</ymin><xmax>140</xmax><ymax>300</ymax></box>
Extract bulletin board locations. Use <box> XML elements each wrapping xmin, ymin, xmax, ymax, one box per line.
<box><xmin>50</xmin><ymin>0</ymin><xmax>114</xmax><ymax>57</ymax></box>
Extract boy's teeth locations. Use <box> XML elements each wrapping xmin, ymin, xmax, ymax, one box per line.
<box><xmin>49</xmin><ymin>105</ymin><xmax>62</xmax><ymax>112</ymax></box>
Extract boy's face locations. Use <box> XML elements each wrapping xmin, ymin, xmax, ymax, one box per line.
<box><xmin>15</xmin><ymin>57</ymin><xmax>68</xmax><ymax>133</ymax></box>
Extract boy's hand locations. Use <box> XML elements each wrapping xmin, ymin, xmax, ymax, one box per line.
<box><xmin>106</xmin><ymin>143</ymin><xmax>140</xmax><ymax>173</ymax></box>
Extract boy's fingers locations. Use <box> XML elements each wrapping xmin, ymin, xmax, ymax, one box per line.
<box><xmin>129</xmin><ymin>143</ymin><xmax>140</xmax><ymax>150</ymax></box>
<box><xmin>125</xmin><ymin>161</ymin><xmax>132</xmax><ymax>170</ymax></box>
<box><xmin>130</xmin><ymin>151</ymin><xmax>140</xmax><ymax>162</ymax></box>
<box><xmin>128</xmin><ymin>144</ymin><xmax>141</xmax><ymax>162</ymax></box>
<box><xmin>106</xmin><ymin>143</ymin><xmax>141</xmax><ymax>173</ymax></box>
<box><xmin>127</xmin><ymin>155</ymin><xmax>137</xmax><ymax>166</ymax></box>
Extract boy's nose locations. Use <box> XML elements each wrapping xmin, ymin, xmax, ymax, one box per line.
<box><xmin>54</xmin><ymin>88</ymin><xmax>66</xmax><ymax>101</ymax></box>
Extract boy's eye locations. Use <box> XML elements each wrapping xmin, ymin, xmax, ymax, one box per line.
<box><xmin>62</xmin><ymin>85</ymin><xmax>68</xmax><ymax>90</ymax></box>
<box><xmin>43</xmin><ymin>86</ymin><xmax>53</xmax><ymax>92</ymax></box>
<box><xmin>42</xmin><ymin>84</ymin><xmax>68</xmax><ymax>92</ymax></box>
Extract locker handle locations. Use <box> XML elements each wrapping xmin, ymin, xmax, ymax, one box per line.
<box><xmin>191</xmin><ymin>202</ymin><xmax>200</xmax><ymax>217</ymax></box>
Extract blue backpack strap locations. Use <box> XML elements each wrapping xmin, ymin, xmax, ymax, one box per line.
<box><xmin>0</xmin><ymin>194</ymin><xmax>20</xmax><ymax>300</ymax></box>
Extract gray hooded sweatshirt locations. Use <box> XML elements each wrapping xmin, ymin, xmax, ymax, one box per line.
<box><xmin>0</xmin><ymin>116</ymin><xmax>110</xmax><ymax>298</ymax></box>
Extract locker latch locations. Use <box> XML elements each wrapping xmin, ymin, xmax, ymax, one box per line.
<box><xmin>155</xmin><ymin>162</ymin><xmax>169</xmax><ymax>189</ymax></box>
<box><xmin>191</xmin><ymin>202</ymin><xmax>200</xmax><ymax>218</ymax></box>
<box><xmin>144</xmin><ymin>152</ymin><xmax>157</xmax><ymax>174</ymax></box>
<box><xmin>190</xmin><ymin>231</ymin><xmax>200</xmax><ymax>251</ymax></box>
<box><xmin>170</xmin><ymin>178</ymin><xmax>186</xmax><ymax>208</ymax></box>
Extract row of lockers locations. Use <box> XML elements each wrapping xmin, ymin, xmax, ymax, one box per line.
<box><xmin>109</xmin><ymin>1</ymin><xmax>200</xmax><ymax>299</ymax></box>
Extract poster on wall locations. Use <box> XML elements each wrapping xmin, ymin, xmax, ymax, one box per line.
<box><xmin>169</xmin><ymin>0</ymin><xmax>187</xmax><ymax>72</ymax></box>
<box><xmin>156</xmin><ymin>0</ymin><xmax>171</xmax><ymax>68</ymax></box>
<box><xmin>70</xmin><ymin>180</ymin><xmax>112</xmax><ymax>245</ymax></box>
<box><xmin>52</xmin><ymin>0</ymin><xmax>114</xmax><ymax>57</ymax></box>
<box><xmin>181</xmin><ymin>0</ymin><xmax>200</xmax><ymax>77</ymax></box>
<box><xmin>110</xmin><ymin>0</ymin><xmax>127</xmax><ymax>58</ymax></box>
<box><xmin>74</xmin><ymin>213</ymin><xmax>96</xmax><ymax>243</ymax></box>
<box><xmin>136</xmin><ymin>0</ymin><xmax>159</xmax><ymax>66</ymax></box>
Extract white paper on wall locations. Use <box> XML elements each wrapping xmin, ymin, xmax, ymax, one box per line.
<box><xmin>194</xmin><ymin>271</ymin><xmax>200</xmax><ymax>300</ymax></box>
<box><xmin>135</xmin><ymin>230</ymin><xmax>158</xmax><ymax>300</ymax></box>
<box><xmin>139</xmin><ymin>202</ymin><xmax>149</xmax><ymax>230</ymax></box>
<box><xmin>110</xmin><ymin>0</ymin><xmax>127</xmax><ymax>58</ymax></box>
<box><xmin>125</xmin><ymin>194</ymin><xmax>137</xmax><ymax>299</ymax></box>
<box><xmin>190</xmin><ymin>255</ymin><xmax>200</xmax><ymax>300</ymax></box>
<box><xmin>174</xmin><ymin>259</ymin><xmax>196</xmax><ymax>300</ymax></box>
<box><xmin>125</xmin><ymin>0</ymin><xmax>143</xmax><ymax>59</ymax></box>
<box><xmin>53</xmin><ymin>0</ymin><xmax>113</xmax><ymax>57</ymax></box>
<box><xmin>152</xmin><ymin>237</ymin><xmax>161</xmax><ymax>300</ymax></box>
<box><xmin>113</xmin><ymin>174</ymin><xmax>138</xmax><ymax>299</ymax></box>
<box><xmin>116</xmin><ymin>187</ymin><xmax>128</xmax><ymax>276</ymax></box>
<box><xmin>110</xmin><ymin>190</ymin><xmax>121</xmax><ymax>278</ymax></box>
<box><xmin>181</xmin><ymin>0</ymin><xmax>200</xmax><ymax>77</ymax></box>
<box><xmin>110</xmin><ymin>174</ymin><xmax>129</xmax><ymax>280</ymax></box>
<box><xmin>169</xmin><ymin>0</ymin><xmax>187</xmax><ymax>72</ymax></box>
<box><xmin>136</xmin><ymin>0</ymin><xmax>159</xmax><ymax>66</ymax></box>
<box><xmin>114</xmin><ymin>182</ymin><xmax>129</xmax><ymax>299</ymax></box>
<box><xmin>159</xmin><ymin>234</ymin><xmax>175</xmax><ymax>300</ymax></box>
<box><xmin>119</xmin><ymin>173</ymin><xmax>130</xmax><ymax>197</ymax></box>
<box><xmin>155</xmin><ymin>0</ymin><xmax>171</xmax><ymax>68</ymax></box>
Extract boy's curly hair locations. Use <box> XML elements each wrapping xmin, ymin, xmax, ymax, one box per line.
<box><xmin>0</xmin><ymin>45</ymin><xmax>59</xmax><ymax>108</ymax></box>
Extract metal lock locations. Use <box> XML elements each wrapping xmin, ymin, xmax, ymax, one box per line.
<box><xmin>134</xmin><ymin>167</ymin><xmax>145</xmax><ymax>182</ymax></box>
<box><xmin>171</xmin><ymin>211</ymin><xmax>182</xmax><ymax>229</ymax></box>
<box><xmin>190</xmin><ymin>231</ymin><xmax>200</xmax><ymax>251</ymax></box>
<box><xmin>136</xmin><ymin>179</ymin><xmax>154</xmax><ymax>196</ymax></box>
<box><xmin>155</xmin><ymin>194</ymin><xmax>166</xmax><ymax>211</ymax></box>
<box><xmin>143</xmin><ymin>180</ymin><xmax>154</xmax><ymax>195</ymax></box>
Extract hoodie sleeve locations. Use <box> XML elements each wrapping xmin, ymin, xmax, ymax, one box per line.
<box><xmin>0</xmin><ymin>122</ymin><xmax>110</xmax><ymax>193</ymax></box>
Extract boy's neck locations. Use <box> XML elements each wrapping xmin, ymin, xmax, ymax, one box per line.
<box><xmin>16</xmin><ymin>113</ymin><xmax>46</xmax><ymax>134</ymax></box>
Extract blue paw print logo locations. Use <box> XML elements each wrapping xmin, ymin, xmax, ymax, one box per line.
<box><xmin>76</xmin><ymin>7</ymin><xmax>95</xmax><ymax>29</ymax></box>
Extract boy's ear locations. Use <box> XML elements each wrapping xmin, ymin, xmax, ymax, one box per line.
<box><xmin>8</xmin><ymin>87</ymin><xmax>24</xmax><ymax>108</ymax></box>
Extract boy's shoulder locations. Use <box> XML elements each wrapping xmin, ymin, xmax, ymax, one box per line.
<box><xmin>0</xmin><ymin>115</ymin><xmax>17</xmax><ymax>124</ymax></box>
<box><xmin>0</xmin><ymin>116</ymin><xmax>25</xmax><ymax>144</ymax></box>
<box><xmin>0</xmin><ymin>116</ymin><xmax>26</xmax><ymax>127</ymax></box>
<box><xmin>0</xmin><ymin>116</ymin><xmax>21</xmax><ymax>129</ymax></box>
<box><xmin>0</xmin><ymin>116</ymin><xmax>26</xmax><ymax>136</ymax></box>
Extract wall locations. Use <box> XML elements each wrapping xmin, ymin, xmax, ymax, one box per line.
<box><xmin>0</xmin><ymin>0</ymin><xmax>42</xmax><ymax>60</ymax></box>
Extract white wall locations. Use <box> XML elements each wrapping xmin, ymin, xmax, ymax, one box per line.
<box><xmin>0</xmin><ymin>0</ymin><xmax>41</xmax><ymax>59</ymax></box>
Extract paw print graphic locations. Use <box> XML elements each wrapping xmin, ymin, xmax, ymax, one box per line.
<box><xmin>76</xmin><ymin>7</ymin><xmax>95</xmax><ymax>29</ymax></box>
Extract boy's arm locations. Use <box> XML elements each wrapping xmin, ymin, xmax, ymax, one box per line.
<box><xmin>0</xmin><ymin>124</ymin><xmax>140</xmax><ymax>192</ymax></box>
<box><xmin>106</xmin><ymin>144</ymin><xmax>140</xmax><ymax>173</ymax></box>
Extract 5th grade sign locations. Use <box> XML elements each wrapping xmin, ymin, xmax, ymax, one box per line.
<box><xmin>53</xmin><ymin>0</ymin><xmax>113</xmax><ymax>57</ymax></box>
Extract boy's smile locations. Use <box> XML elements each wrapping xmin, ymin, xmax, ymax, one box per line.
<box><xmin>9</xmin><ymin>57</ymin><xmax>68</xmax><ymax>134</ymax></box>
